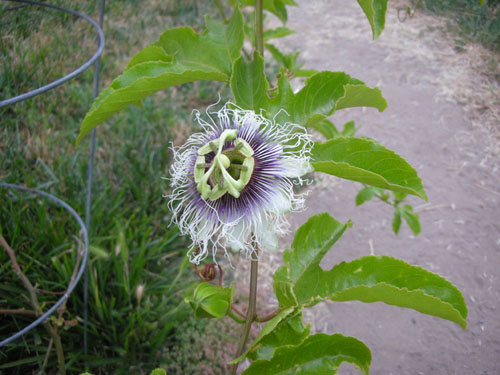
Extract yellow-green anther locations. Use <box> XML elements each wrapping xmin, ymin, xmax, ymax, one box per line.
<box><xmin>197</xmin><ymin>161</ymin><xmax>217</xmax><ymax>197</ymax></box>
<box><xmin>194</xmin><ymin>156</ymin><xmax>206</xmax><ymax>183</ymax></box>
<box><xmin>240</xmin><ymin>157</ymin><xmax>255</xmax><ymax>186</ymax></box>
<box><xmin>234</xmin><ymin>138</ymin><xmax>254</xmax><ymax>157</ymax></box>
<box><xmin>200</xmin><ymin>179</ymin><xmax>212</xmax><ymax>200</ymax></box>
<box><xmin>198</xmin><ymin>140</ymin><xmax>220</xmax><ymax>155</ymax></box>
<box><xmin>226</xmin><ymin>182</ymin><xmax>241</xmax><ymax>199</ymax></box>
<box><xmin>208</xmin><ymin>184</ymin><xmax>228</xmax><ymax>201</ymax></box>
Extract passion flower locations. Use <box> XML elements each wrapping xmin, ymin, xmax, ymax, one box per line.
<box><xmin>168</xmin><ymin>103</ymin><xmax>312</xmax><ymax>264</ymax></box>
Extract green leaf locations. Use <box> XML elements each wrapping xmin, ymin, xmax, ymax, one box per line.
<box><xmin>126</xmin><ymin>45</ymin><xmax>172</xmax><ymax>69</ymax></box>
<box><xmin>269</xmin><ymin>72</ymin><xmax>387</xmax><ymax>128</ymax></box>
<box><xmin>294</xmin><ymin>69</ymin><xmax>318</xmax><ymax>78</ymax></box>
<box><xmin>0</xmin><ymin>355</ymin><xmax>46</xmax><ymax>369</ymax></box>
<box><xmin>311</xmin><ymin>137</ymin><xmax>428</xmax><ymax>200</ymax></box>
<box><xmin>77</xmin><ymin>8</ymin><xmax>244</xmax><ymax>143</ymax></box>
<box><xmin>355</xmin><ymin>186</ymin><xmax>377</xmax><ymax>206</ymax></box>
<box><xmin>400</xmin><ymin>205</ymin><xmax>421</xmax><ymax>235</ymax></box>
<box><xmin>309</xmin><ymin>119</ymin><xmax>340</xmax><ymax>139</ymax></box>
<box><xmin>335</xmin><ymin>84</ymin><xmax>388</xmax><ymax>112</ymax></box>
<box><xmin>287</xmin><ymin>213</ymin><xmax>468</xmax><ymax>329</ymax></box>
<box><xmin>286</xmin><ymin>213</ymin><xmax>350</xmax><ymax>285</ymax></box>
<box><xmin>234</xmin><ymin>0</ymin><xmax>298</xmax><ymax>24</ymax></box>
<box><xmin>185</xmin><ymin>282</ymin><xmax>233</xmax><ymax>319</ymax></box>
<box><xmin>267</xmin><ymin>70</ymin><xmax>296</xmax><ymax>124</ymax></box>
<box><xmin>392</xmin><ymin>208</ymin><xmax>402</xmax><ymax>234</ymax></box>
<box><xmin>265</xmin><ymin>44</ymin><xmax>301</xmax><ymax>72</ymax></box>
<box><xmin>356</xmin><ymin>0</ymin><xmax>388</xmax><ymax>39</ymax></box>
<box><xmin>310</xmin><ymin>119</ymin><xmax>357</xmax><ymax>140</ymax></box>
<box><xmin>264</xmin><ymin>26</ymin><xmax>295</xmax><ymax>41</ymax></box>
<box><xmin>249</xmin><ymin>312</ymin><xmax>310</xmax><ymax>361</ymax></box>
<box><xmin>230</xmin><ymin>53</ymin><xmax>270</xmax><ymax>111</ymax></box>
<box><xmin>273</xmin><ymin>265</ymin><xmax>298</xmax><ymax>307</ymax></box>
<box><xmin>341</xmin><ymin>120</ymin><xmax>357</xmax><ymax>136</ymax></box>
<box><xmin>230</xmin><ymin>307</ymin><xmax>295</xmax><ymax>363</ymax></box>
<box><xmin>265</xmin><ymin>43</ymin><xmax>289</xmax><ymax>66</ymax></box>
<box><xmin>309</xmin><ymin>256</ymin><xmax>467</xmax><ymax>329</ymax></box>
<box><xmin>247</xmin><ymin>26</ymin><xmax>295</xmax><ymax>45</ymax></box>
<box><xmin>393</xmin><ymin>191</ymin><xmax>408</xmax><ymax>202</ymax></box>
<box><xmin>242</xmin><ymin>333</ymin><xmax>371</xmax><ymax>375</ymax></box>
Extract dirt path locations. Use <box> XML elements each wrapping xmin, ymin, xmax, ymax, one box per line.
<box><xmin>251</xmin><ymin>1</ymin><xmax>500</xmax><ymax>374</ymax></box>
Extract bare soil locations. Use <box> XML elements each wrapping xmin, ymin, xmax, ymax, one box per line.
<box><xmin>236</xmin><ymin>1</ymin><xmax>500</xmax><ymax>374</ymax></box>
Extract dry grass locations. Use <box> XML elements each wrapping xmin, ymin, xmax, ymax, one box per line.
<box><xmin>386</xmin><ymin>1</ymin><xmax>500</xmax><ymax>156</ymax></box>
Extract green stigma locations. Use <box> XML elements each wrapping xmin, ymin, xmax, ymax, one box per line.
<box><xmin>195</xmin><ymin>130</ymin><xmax>255</xmax><ymax>201</ymax></box>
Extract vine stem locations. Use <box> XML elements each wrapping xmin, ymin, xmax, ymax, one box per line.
<box><xmin>213</xmin><ymin>0</ymin><xmax>228</xmax><ymax>22</ymax></box>
<box><xmin>229</xmin><ymin>249</ymin><xmax>259</xmax><ymax>375</ymax></box>
<box><xmin>255</xmin><ymin>0</ymin><xmax>264</xmax><ymax>56</ymax></box>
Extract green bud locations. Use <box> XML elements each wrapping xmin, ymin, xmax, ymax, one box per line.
<box><xmin>184</xmin><ymin>282</ymin><xmax>233</xmax><ymax>319</ymax></box>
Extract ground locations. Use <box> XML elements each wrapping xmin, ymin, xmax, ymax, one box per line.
<box><xmin>236</xmin><ymin>1</ymin><xmax>500</xmax><ymax>374</ymax></box>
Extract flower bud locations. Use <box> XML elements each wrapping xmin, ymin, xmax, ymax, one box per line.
<box><xmin>184</xmin><ymin>282</ymin><xmax>233</xmax><ymax>319</ymax></box>
<box><xmin>199</xmin><ymin>263</ymin><xmax>218</xmax><ymax>281</ymax></box>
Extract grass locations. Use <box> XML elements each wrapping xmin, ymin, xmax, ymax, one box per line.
<box><xmin>0</xmin><ymin>0</ymin><xmax>231</xmax><ymax>373</ymax></box>
<box><xmin>416</xmin><ymin>0</ymin><xmax>500</xmax><ymax>53</ymax></box>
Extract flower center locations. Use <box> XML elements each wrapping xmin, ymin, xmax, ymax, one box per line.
<box><xmin>195</xmin><ymin>129</ymin><xmax>255</xmax><ymax>201</ymax></box>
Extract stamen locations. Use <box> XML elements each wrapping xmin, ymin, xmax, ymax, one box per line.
<box><xmin>233</xmin><ymin>138</ymin><xmax>254</xmax><ymax>157</ymax></box>
<box><xmin>194</xmin><ymin>130</ymin><xmax>256</xmax><ymax>201</ymax></box>
<box><xmin>196</xmin><ymin>163</ymin><xmax>212</xmax><ymax>169</ymax></box>
<box><xmin>229</xmin><ymin>164</ymin><xmax>248</xmax><ymax>171</ymax></box>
